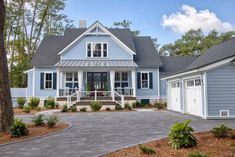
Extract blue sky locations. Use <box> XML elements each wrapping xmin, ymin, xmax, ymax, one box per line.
<box><xmin>64</xmin><ymin>0</ymin><xmax>235</xmax><ymax>46</ymax></box>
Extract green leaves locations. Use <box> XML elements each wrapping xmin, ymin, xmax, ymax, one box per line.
<box><xmin>168</xmin><ymin>120</ymin><xmax>197</xmax><ymax>149</ymax></box>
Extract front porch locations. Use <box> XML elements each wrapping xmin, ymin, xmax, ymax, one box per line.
<box><xmin>55</xmin><ymin>60</ymin><xmax>137</xmax><ymax>107</ymax></box>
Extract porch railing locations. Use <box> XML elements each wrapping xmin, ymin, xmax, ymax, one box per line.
<box><xmin>114</xmin><ymin>87</ymin><xmax>133</xmax><ymax>96</ymax></box>
<box><xmin>59</xmin><ymin>88</ymin><xmax>79</xmax><ymax>97</ymax></box>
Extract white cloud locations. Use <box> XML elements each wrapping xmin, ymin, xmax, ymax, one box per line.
<box><xmin>161</xmin><ymin>4</ymin><xmax>234</xmax><ymax>33</ymax></box>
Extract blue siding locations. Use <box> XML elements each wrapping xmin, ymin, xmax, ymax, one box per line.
<box><xmin>62</xmin><ymin>36</ymin><xmax>133</xmax><ymax>60</ymax></box>
<box><xmin>136</xmin><ymin>68</ymin><xmax>159</xmax><ymax>100</ymax></box>
<box><xmin>34</xmin><ymin>67</ymin><xmax>57</xmax><ymax>98</ymax></box>
<box><xmin>160</xmin><ymin>79</ymin><xmax>167</xmax><ymax>98</ymax></box>
<box><xmin>207</xmin><ymin>64</ymin><xmax>235</xmax><ymax>116</ymax></box>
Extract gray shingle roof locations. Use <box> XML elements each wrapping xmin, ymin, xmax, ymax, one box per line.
<box><xmin>185</xmin><ymin>37</ymin><xmax>235</xmax><ymax>71</ymax></box>
<box><xmin>133</xmin><ymin>37</ymin><xmax>163</xmax><ymax>67</ymax></box>
<box><xmin>160</xmin><ymin>56</ymin><xmax>197</xmax><ymax>77</ymax></box>
<box><xmin>31</xmin><ymin>28</ymin><xmax>162</xmax><ymax>67</ymax></box>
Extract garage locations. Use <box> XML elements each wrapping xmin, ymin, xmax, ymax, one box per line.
<box><xmin>168</xmin><ymin>81</ymin><xmax>181</xmax><ymax>112</ymax></box>
<box><xmin>184</xmin><ymin>78</ymin><xmax>203</xmax><ymax>116</ymax></box>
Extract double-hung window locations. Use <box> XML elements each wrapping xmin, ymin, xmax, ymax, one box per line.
<box><xmin>45</xmin><ymin>73</ymin><xmax>52</xmax><ymax>89</ymax></box>
<box><xmin>65</xmin><ymin>72</ymin><xmax>78</xmax><ymax>88</ymax></box>
<box><xmin>87</xmin><ymin>42</ymin><xmax>108</xmax><ymax>58</ymax></box>
<box><xmin>115</xmin><ymin>72</ymin><xmax>129</xmax><ymax>88</ymax></box>
<box><xmin>141</xmin><ymin>72</ymin><xmax>149</xmax><ymax>89</ymax></box>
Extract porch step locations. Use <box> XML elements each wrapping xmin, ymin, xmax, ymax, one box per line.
<box><xmin>80</xmin><ymin>96</ymin><xmax>112</xmax><ymax>101</ymax></box>
<box><xmin>76</xmin><ymin>101</ymin><xmax>118</xmax><ymax>106</ymax></box>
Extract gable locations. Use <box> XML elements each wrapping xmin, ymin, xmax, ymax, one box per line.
<box><xmin>61</xmin><ymin>35</ymin><xmax>133</xmax><ymax>60</ymax></box>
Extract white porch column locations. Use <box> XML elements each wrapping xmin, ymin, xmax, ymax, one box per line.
<box><xmin>110</xmin><ymin>71</ymin><xmax>115</xmax><ymax>101</ymax></box>
<box><xmin>131</xmin><ymin>69</ymin><xmax>136</xmax><ymax>97</ymax></box>
<box><xmin>56</xmin><ymin>68</ymin><xmax>60</xmax><ymax>97</ymax></box>
<box><xmin>78</xmin><ymin>71</ymin><xmax>83</xmax><ymax>92</ymax></box>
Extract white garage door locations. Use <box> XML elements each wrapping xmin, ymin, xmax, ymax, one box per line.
<box><xmin>185</xmin><ymin>78</ymin><xmax>202</xmax><ymax>116</ymax></box>
<box><xmin>169</xmin><ymin>81</ymin><xmax>181</xmax><ymax>112</ymax></box>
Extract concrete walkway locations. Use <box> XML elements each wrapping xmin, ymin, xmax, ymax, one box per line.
<box><xmin>1</xmin><ymin>111</ymin><xmax>235</xmax><ymax>157</ymax></box>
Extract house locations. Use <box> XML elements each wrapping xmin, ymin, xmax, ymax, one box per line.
<box><xmin>24</xmin><ymin>21</ymin><xmax>163</xmax><ymax>109</ymax></box>
<box><xmin>163</xmin><ymin>38</ymin><xmax>235</xmax><ymax>119</ymax></box>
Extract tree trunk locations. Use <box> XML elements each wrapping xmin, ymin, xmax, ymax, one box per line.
<box><xmin>0</xmin><ymin>0</ymin><xmax>14</xmax><ymax>132</ymax></box>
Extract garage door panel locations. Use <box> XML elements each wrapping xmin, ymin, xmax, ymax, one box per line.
<box><xmin>169</xmin><ymin>81</ymin><xmax>181</xmax><ymax>112</ymax></box>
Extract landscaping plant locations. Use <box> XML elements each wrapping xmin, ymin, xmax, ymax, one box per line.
<box><xmin>154</xmin><ymin>102</ymin><xmax>162</xmax><ymax>109</ymax></box>
<box><xmin>105</xmin><ymin>107</ymin><xmax>111</xmax><ymax>111</ymax></box>
<box><xmin>188</xmin><ymin>152</ymin><xmax>208</xmax><ymax>157</ymax></box>
<box><xmin>55</xmin><ymin>102</ymin><xmax>59</xmax><ymax>109</ymax></box>
<box><xmin>115</xmin><ymin>104</ymin><xmax>122</xmax><ymax>110</ymax></box>
<box><xmin>80</xmin><ymin>107</ymin><xmax>87</xmax><ymax>112</ymax></box>
<box><xmin>168</xmin><ymin>120</ymin><xmax>197</xmax><ymax>149</ymax></box>
<box><xmin>71</xmin><ymin>105</ymin><xmax>77</xmax><ymax>112</ymax></box>
<box><xmin>28</xmin><ymin>97</ymin><xmax>40</xmax><ymax>108</ymax></box>
<box><xmin>90</xmin><ymin>101</ymin><xmax>102</xmax><ymax>112</ymax></box>
<box><xmin>23</xmin><ymin>106</ymin><xmax>31</xmax><ymax>113</ymax></box>
<box><xmin>210</xmin><ymin>124</ymin><xmax>232</xmax><ymax>138</ymax></box>
<box><xmin>132</xmin><ymin>102</ymin><xmax>137</xmax><ymax>108</ymax></box>
<box><xmin>61</xmin><ymin>104</ymin><xmax>68</xmax><ymax>112</ymax></box>
<box><xmin>124</xmin><ymin>103</ymin><xmax>132</xmax><ymax>110</ymax></box>
<box><xmin>17</xmin><ymin>97</ymin><xmax>26</xmax><ymax>109</ymax></box>
<box><xmin>10</xmin><ymin>119</ymin><xmax>29</xmax><ymax>138</ymax></box>
<box><xmin>46</xmin><ymin>115</ymin><xmax>59</xmax><ymax>128</ymax></box>
<box><xmin>31</xmin><ymin>114</ymin><xmax>45</xmax><ymax>126</ymax></box>
<box><xmin>46</xmin><ymin>96</ymin><xmax>55</xmax><ymax>109</ymax></box>
<box><xmin>137</xmin><ymin>144</ymin><xmax>156</xmax><ymax>155</ymax></box>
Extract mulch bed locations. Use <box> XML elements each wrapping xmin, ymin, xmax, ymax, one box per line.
<box><xmin>103</xmin><ymin>130</ymin><xmax>235</xmax><ymax>157</ymax></box>
<box><xmin>14</xmin><ymin>108</ymin><xmax>58</xmax><ymax>115</ymax></box>
<box><xmin>0</xmin><ymin>123</ymin><xmax>69</xmax><ymax>145</ymax></box>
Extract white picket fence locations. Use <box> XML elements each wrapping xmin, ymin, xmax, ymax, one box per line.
<box><xmin>11</xmin><ymin>88</ymin><xmax>27</xmax><ymax>107</ymax></box>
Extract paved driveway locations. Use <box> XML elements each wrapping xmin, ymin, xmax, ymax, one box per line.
<box><xmin>1</xmin><ymin>111</ymin><xmax>235</xmax><ymax>157</ymax></box>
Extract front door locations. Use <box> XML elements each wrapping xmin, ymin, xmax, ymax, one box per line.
<box><xmin>87</xmin><ymin>72</ymin><xmax>107</xmax><ymax>91</ymax></box>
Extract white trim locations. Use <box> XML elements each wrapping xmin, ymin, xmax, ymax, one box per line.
<box><xmin>157</xmin><ymin>68</ymin><xmax>160</xmax><ymax>97</ymax></box>
<box><xmin>32</xmin><ymin>67</ymin><xmax>36</xmax><ymax>97</ymax></box>
<box><xmin>203</xmin><ymin>72</ymin><xmax>208</xmax><ymax>117</ymax></box>
<box><xmin>44</xmin><ymin>72</ymin><xmax>53</xmax><ymax>90</ymax></box>
<box><xmin>24</xmin><ymin>68</ymin><xmax>34</xmax><ymax>74</ymax></box>
<box><xmin>162</xmin><ymin>56</ymin><xmax>235</xmax><ymax>80</ymax></box>
<box><xmin>56</xmin><ymin>69</ymin><xmax>60</xmax><ymax>97</ymax></box>
<box><xmin>86</xmin><ymin>42</ymin><xmax>108</xmax><ymax>58</ymax></box>
<box><xmin>58</xmin><ymin>21</ymin><xmax>136</xmax><ymax>56</ymax></box>
<box><xmin>140</xmin><ymin>72</ymin><xmax>150</xmax><ymax>89</ymax></box>
<box><xmin>220</xmin><ymin>110</ymin><xmax>230</xmax><ymax>117</ymax></box>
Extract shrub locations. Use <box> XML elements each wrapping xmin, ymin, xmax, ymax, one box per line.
<box><xmin>188</xmin><ymin>152</ymin><xmax>208</xmax><ymax>157</ymax></box>
<box><xmin>154</xmin><ymin>102</ymin><xmax>162</xmax><ymax>109</ymax></box>
<box><xmin>71</xmin><ymin>105</ymin><xmax>77</xmax><ymax>112</ymax></box>
<box><xmin>168</xmin><ymin>120</ymin><xmax>197</xmax><ymax>149</ymax></box>
<box><xmin>105</xmin><ymin>107</ymin><xmax>111</xmax><ymax>111</ymax></box>
<box><xmin>115</xmin><ymin>104</ymin><xmax>122</xmax><ymax>110</ymax></box>
<box><xmin>61</xmin><ymin>104</ymin><xmax>68</xmax><ymax>112</ymax></box>
<box><xmin>10</xmin><ymin>119</ymin><xmax>29</xmax><ymax>138</ymax></box>
<box><xmin>90</xmin><ymin>101</ymin><xmax>102</xmax><ymax>112</ymax></box>
<box><xmin>230</xmin><ymin>134</ymin><xmax>235</xmax><ymax>139</ymax></box>
<box><xmin>132</xmin><ymin>102</ymin><xmax>137</xmax><ymax>108</ymax></box>
<box><xmin>46</xmin><ymin>96</ymin><xmax>55</xmax><ymax>109</ymax></box>
<box><xmin>31</xmin><ymin>114</ymin><xmax>44</xmax><ymax>126</ymax></box>
<box><xmin>35</xmin><ymin>107</ymin><xmax>41</xmax><ymax>111</ymax></box>
<box><xmin>137</xmin><ymin>144</ymin><xmax>156</xmax><ymax>154</ymax></box>
<box><xmin>17</xmin><ymin>97</ymin><xmax>26</xmax><ymax>109</ymax></box>
<box><xmin>23</xmin><ymin>106</ymin><xmax>31</xmax><ymax>113</ymax></box>
<box><xmin>55</xmin><ymin>102</ymin><xmax>59</xmax><ymax>109</ymax></box>
<box><xmin>80</xmin><ymin>107</ymin><xmax>87</xmax><ymax>112</ymax></box>
<box><xmin>46</xmin><ymin>115</ymin><xmax>59</xmax><ymax>128</ymax></box>
<box><xmin>28</xmin><ymin>97</ymin><xmax>40</xmax><ymax>108</ymax></box>
<box><xmin>124</xmin><ymin>103</ymin><xmax>132</xmax><ymax>110</ymax></box>
<box><xmin>210</xmin><ymin>124</ymin><xmax>232</xmax><ymax>138</ymax></box>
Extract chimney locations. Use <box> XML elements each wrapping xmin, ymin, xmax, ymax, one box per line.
<box><xmin>79</xmin><ymin>20</ymin><xmax>87</xmax><ymax>28</ymax></box>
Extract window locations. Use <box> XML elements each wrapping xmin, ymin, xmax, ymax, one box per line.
<box><xmin>141</xmin><ymin>73</ymin><xmax>149</xmax><ymax>89</ymax></box>
<box><xmin>87</xmin><ymin>42</ymin><xmax>108</xmax><ymax>58</ymax></box>
<box><xmin>115</xmin><ymin>72</ymin><xmax>129</xmax><ymax>88</ymax></box>
<box><xmin>195</xmin><ymin>78</ymin><xmax>201</xmax><ymax>86</ymax></box>
<box><xmin>171</xmin><ymin>81</ymin><xmax>180</xmax><ymax>88</ymax></box>
<box><xmin>186</xmin><ymin>78</ymin><xmax>202</xmax><ymax>87</ymax></box>
<box><xmin>65</xmin><ymin>72</ymin><xmax>78</xmax><ymax>88</ymax></box>
<box><xmin>186</xmin><ymin>80</ymin><xmax>194</xmax><ymax>87</ymax></box>
<box><xmin>45</xmin><ymin>73</ymin><xmax>52</xmax><ymax>89</ymax></box>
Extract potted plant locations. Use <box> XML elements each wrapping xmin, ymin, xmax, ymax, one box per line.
<box><xmin>103</xmin><ymin>81</ymin><xmax>109</xmax><ymax>97</ymax></box>
<box><xmin>85</xmin><ymin>83</ymin><xmax>91</xmax><ymax>96</ymax></box>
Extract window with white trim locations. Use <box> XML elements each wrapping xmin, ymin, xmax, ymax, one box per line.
<box><xmin>45</xmin><ymin>73</ymin><xmax>52</xmax><ymax>89</ymax></box>
<box><xmin>65</xmin><ymin>72</ymin><xmax>78</xmax><ymax>88</ymax></box>
<box><xmin>87</xmin><ymin>42</ymin><xmax>108</xmax><ymax>58</ymax></box>
<box><xmin>141</xmin><ymin>72</ymin><xmax>149</xmax><ymax>89</ymax></box>
<box><xmin>115</xmin><ymin>72</ymin><xmax>128</xmax><ymax>88</ymax></box>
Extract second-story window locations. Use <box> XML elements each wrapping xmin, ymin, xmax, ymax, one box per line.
<box><xmin>87</xmin><ymin>42</ymin><xmax>108</xmax><ymax>58</ymax></box>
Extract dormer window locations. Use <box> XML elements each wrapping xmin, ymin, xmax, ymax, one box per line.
<box><xmin>87</xmin><ymin>42</ymin><xmax>108</xmax><ymax>58</ymax></box>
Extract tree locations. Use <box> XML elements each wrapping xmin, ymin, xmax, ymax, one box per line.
<box><xmin>160</xmin><ymin>29</ymin><xmax>235</xmax><ymax>56</ymax></box>
<box><xmin>113</xmin><ymin>19</ymin><xmax>140</xmax><ymax>36</ymax></box>
<box><xmin>0</xmin><ymin>0</ymin><xmax>14</xmax><ymax>132</ymax></box>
